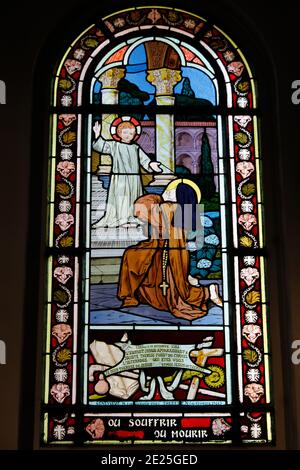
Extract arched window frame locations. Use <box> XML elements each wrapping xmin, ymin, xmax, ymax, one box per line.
<box><xmin>42</xmin><ymin>5</ymin><xmax>273</xmax><ymax>446</ymax></box>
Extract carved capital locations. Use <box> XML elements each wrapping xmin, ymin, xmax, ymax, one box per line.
<box><xmin>98</xmin><ymin>68</ymin><xmax>125</xmax><ymax>89</ymax></box>
<box><xmin>147</xmin><ymin>68</ymin><xmax>181</xmax><ymax>96</ymax></box>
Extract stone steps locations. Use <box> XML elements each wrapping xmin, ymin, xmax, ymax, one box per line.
<box><xmin>91</xmin><ymin>257</ymin><xmax>122</xmax><ymax>284</ymax></box>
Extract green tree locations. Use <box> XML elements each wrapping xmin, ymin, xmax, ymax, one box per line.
<box><xmin>197</xmin><ymin>130</ymin><xmax>216</xmax><ymax>200</ymax></box>
<box><xmin>182</xmin><ymin>77</ymin><xmax>195</xmax><ymax>97</ymax></box>
<box><xmin>118</xmin><ymin>78</ymin><xmax>150</xmax><ymax>120</ymax></box>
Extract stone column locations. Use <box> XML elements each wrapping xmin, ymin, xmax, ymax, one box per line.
<box><xmin>97</xmin><ymin>67</ymin><xmax>125</xmax><ymax>139</ymax></box>
<box><xmin>93</xmin><ymin>68</ymin><xmax>125</xmax><ymax>174</ymax></box>
<box><xmin>147</xmin><ymin>68</ymin><xmax>181</xmax><ymax>185</ymax></box>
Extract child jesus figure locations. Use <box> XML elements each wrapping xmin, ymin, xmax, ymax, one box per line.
<box><xmin>92</xmin><ymin>117</ymin><xmax>162</xmax><ymax>228</ymax></box>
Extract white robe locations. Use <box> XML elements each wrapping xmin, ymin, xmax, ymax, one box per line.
<box><xmin>93</xmin><ymin>137</ymin><xmax>152</xmax><ymax>227</ymax></box>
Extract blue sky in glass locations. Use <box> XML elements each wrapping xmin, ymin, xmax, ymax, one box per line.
<box><xmin>93</xmin><ymin>44</ymin><xmax>216</xmax><ymax>105</ymax></box>
<box><xmin>94</xmin><ymin>81</ymin><xmax>101</xmax><ymax>94</ymax></box>
<box><xmin>175</xmin><ymin>68</ymin><xmax>216</xmax><ymax>104</ymax></box>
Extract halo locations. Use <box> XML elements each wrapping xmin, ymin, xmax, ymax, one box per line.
<box><xmin>165</xmin><ymin>178</ymin><xmax>201</xmax><ymax>203</ymax></box>
<box><xmin>110</xmin><ymin>116</ymin><xmax>141</xmax><ymax>142</ymax></box>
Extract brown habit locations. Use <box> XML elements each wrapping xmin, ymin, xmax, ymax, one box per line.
<box><xmin>118</xmin><ymin>194</ymin><xmax>209</xmax><ymax>320</ymax></box>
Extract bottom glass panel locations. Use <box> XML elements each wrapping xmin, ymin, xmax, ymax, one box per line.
<box><xmin>44</xmin><ymin>411</ymin><xmax>274</xmax><ymax>445</ymax></box>
<box><xmin>83</xmin><ymin>413</ymin><xmax>233</xmax><ymax>444</ymax></box>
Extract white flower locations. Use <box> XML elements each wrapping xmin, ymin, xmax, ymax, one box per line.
<box><xmin>59</xmin><ymin>201</ymin><xmax>72</xmax><ymax>213</ymax></box>
<box><xmin>247</xmin><ymin>368</ymin><xmax>260</xmax><ymax>382</ymax></box>
<box><xmin>54</xmin><ymin>368</ymin><xmax>68</xmax><ymax>382</ymax></box>
<box><xmin>197</xmin><ymin>259</ymin><xmax>212</xmax><ymax>269</ymax></box>
<box><xmin>237</xmin><ymin>97</ymin><xmax>248</xmax><ymax>108</ymax></box>
<box><xmin>184</xmin><ymin>19</ymin><xmax>196</xmax><ymax>29</ymax></box>
<box><xmin>187</xmin><ymin>241</ymin><xmax>197</xmax><ymax>251</ymax></box>
<box><xmin>241</xmin><ymin>201</ymin><xmax>254</xmax><ymax>212</ymax></box>
<box><xmin>243</xmin><ymin>256</ymin><xmax>255</xmax><ymax>266</ymax></box>
<box><xmin>73</xmin><ymin>48</ymin><xmax>85</xmax><ymax>60</ymax></box>
<box><xmin>245</xmin><ymin>310</ymin><xmax>258</xmax><ymax>323</ymax></box>
<box><xmin>55</xmin><ymin>309</ymin><xmax>69</xmax><ymax>322</ymax></box>
<box><xmin>200</xmin><ymin>215</ymin><xmax>213</xmax><ymax>227</ymax></box>
<box><xmin>58</xmin><ymin>255</ymin><xmax>70</xmax><ymax>265</ymax></box>
<box><xmin>238</xmin><ymin>149</ymin><xmax>251</xmax><ymax>161</ymax></box>
<box><xmin>60</xmin><ymin>149</ymin><xmax>73</xmax><ymax>160</ymax></box>
<box><xmin>250</xmin><ymin>423</ymin><xmax>262</xmax><ymax>438</ymax></box>
<box><xmin>224</xmin><ymin>50</ymin><xmax>235</xmax><ymax>62</ymax></box>
<box><xmin>53</xmin><ymin>424</ymin><xmax>66</xmax><ymax>440</ymax></box>
<box><xmin>204</xmin><ymin>234</ymin><xmax>219</xmax><ymax>246</ymax></box>
<box><xmin>61</xmin><ymin>95</ymin><xmax>72</xmax><ymax>107</ymax></box>
<box><xmin>113</xmin><ymin>17</ymin><xmax>125</xmax><ymax>27</ymax></box>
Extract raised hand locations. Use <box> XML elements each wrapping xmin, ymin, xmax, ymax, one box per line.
<box><xmin>93</xmin><ymin>121</ymin><xmax>101</xmax><ymax>139</ymax></box>
<box><xmin>149</xmin><ymin>161</ymin><xmax>163</xmax><ymax>173</ymax></box>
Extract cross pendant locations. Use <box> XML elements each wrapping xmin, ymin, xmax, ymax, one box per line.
<box><xmin>159</xmin><ymin>280</ymin><xmax>169</xmax><ymax>296</ymax></box>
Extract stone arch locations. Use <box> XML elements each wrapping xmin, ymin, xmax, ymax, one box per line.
<box><xmin>139</xmin><ymin>129</ymin><xmax>155</xmax><ymax>154</ymax></box>
<box><xmin>176</xmin><ymin>131</ymin><xmax>193</xmax><ymax>148</ymax></box>
<box><xmin>176</xmin><ymin>153</ymin><xmax>194</xmax><ymax>173</ymax></box>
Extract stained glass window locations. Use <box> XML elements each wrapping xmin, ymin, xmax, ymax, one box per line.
<box><xmin>44</xmin><ymin>6</ymin><xmax>273</xmax><ymax>445</ymax></box>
